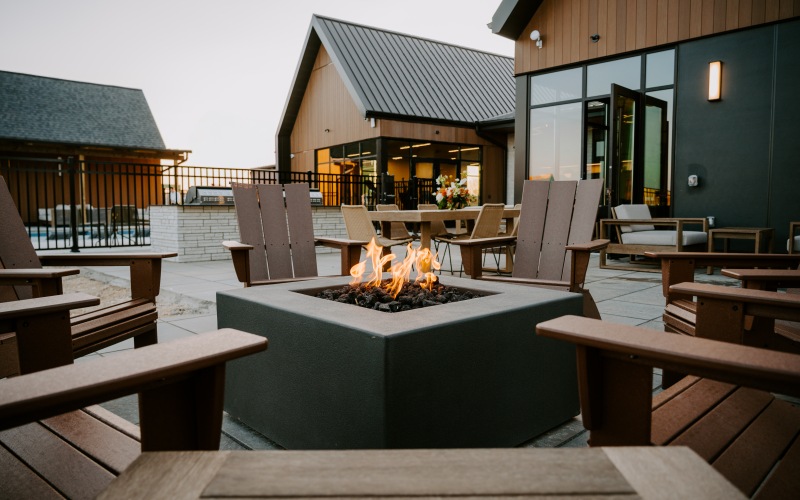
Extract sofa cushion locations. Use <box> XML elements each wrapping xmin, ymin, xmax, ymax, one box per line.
<box><xmin>614</xmin><ymin>204</ymin><xmax>655</xmax><ymax>233</ymax></box>
<box><xmin>620</xmin><ymin>230</ymin><xmax>708</xmax><ymax>246</ymax></box>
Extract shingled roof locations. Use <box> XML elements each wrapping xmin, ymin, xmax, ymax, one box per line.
<box><xmin>0</xmin><ymin>70</ymin><xmax>167</xmax><ymax>150</ymax></box>
<box><xmin>278</xmin><ymin>15</ymin><xmax>515</xmax><ymax>138</ymax></box>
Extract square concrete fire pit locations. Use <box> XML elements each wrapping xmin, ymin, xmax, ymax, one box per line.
<box><xmin>217</xmin><ymin>275</ymin><xmax>582</xmax><ymax>449</ymax></box>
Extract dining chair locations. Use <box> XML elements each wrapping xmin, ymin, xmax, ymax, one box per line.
<box><xmin>376</xmin><ymin>203</ymin><xmax>417</xmax><ymax>241</ymax></box>
<box><xmin>434</xmin><ymin>203</ymin><xmax>505</xmax><ymax>276</ymax></box>
<box><xmin>341</xmin><ymin>205</ymin><xmax>414</xmax><ymax>252</ymax></box>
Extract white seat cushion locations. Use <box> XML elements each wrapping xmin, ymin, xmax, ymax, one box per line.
<box><xmin>614</xmin><ymin>204</ymin><xmax>655</xmax><ymax>233</ymax></box>
<box><xmin>620</xmin><ymin>230</ymin><xmax>708</xmax><ymax>246</ymax></box>
<box><xmin>789</xmin><ymin>235</ymin><xmax>800</xmax><ymax>253</ymax></box>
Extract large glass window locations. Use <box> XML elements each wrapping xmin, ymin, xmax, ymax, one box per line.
<box><xmin>587</xmin><ymin>56</ymin><xmax>641</xmax><ymax>97</ymax></box>
<box><xmin>530</xmin><ymin>103</ymin><xmax>582</xmax><ymax>181</ymax></box>
<box><xmin>531</xmin><ymin>68</ymin><xmax>582</xmax><ymax>105</ymax></box>
<box><xmin>646</xmin><ymin>50</ymin><xmax>675</xmax><ymax>88</ymax></box>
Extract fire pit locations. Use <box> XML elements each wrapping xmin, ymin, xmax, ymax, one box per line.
<box><xmin>218</xmin><ymin>271</ymin><xmax>583</xmax><ymax>449</ymax></box>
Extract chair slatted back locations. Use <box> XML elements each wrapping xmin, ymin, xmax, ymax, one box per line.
<box><xmin>513</xmin><ymin>179</ymin><xmax>602</xmax><ymax>282</ymax></box>
<box><xmin>470</xmin><ymin>204</ymin><xmax>505</xmax><ymax>239</ymax></box>
<box><xmin>231</xmin><ymin>183</ymin><xmax>318</xmax><ymax>282</ymax></box>
<box><xmin>341</xmin><ymin>205</ymin><xmax>377</xmax><ymax>242</ymax></box>
<box><xmin>0</xmin><ymin>176</ymin><xmax>42</xmax><ymax>301</ymax></box>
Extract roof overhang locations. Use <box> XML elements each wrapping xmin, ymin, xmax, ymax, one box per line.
<box><xmin>489</xmin><ymin>0</ymin><xmax>544</xmax><ymax>40</ymax></box>
<box><xmin>0</xmin><ymin>138</ymin><xmax>191</xmax><ymax>163</ymax></box>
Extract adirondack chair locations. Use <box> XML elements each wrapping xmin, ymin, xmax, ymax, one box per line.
<box><xmin>451</xmin><ymin>179</ymin><xmax>609</xmax><ymax>319</ymax></box>
<box><xmin>643</xmin><ymin>251</ymin><xmax>800</xmax><ymax>380</ymax></box>
<box><xmin>536</xmin><ymin>314</ymin><xmax>800</xmax><ymax>498</ymax></box>
<box><xmin>0</xmin><ymin>176</ymin><xmax>176</xmax><ymax>378</ymax></box>
<box><xmin>223</xmin><ymin>183</ymin><xmax>366</xmax><ymax>287</ymax></box>
<box><xmin>0</xmin><ymin>292</ymin><xmax>267</xmax><ymax>499</ymax></box>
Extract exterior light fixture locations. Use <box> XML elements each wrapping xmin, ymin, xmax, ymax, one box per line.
<box><xmin>530</xmin><ymin>29</ymin><xmax>543</xmax><ymax>49</ymax></box>
<box><xmin>708</xmin><ymin>61</ymin><xmax>722</xmax><ymax>101</ymax></box>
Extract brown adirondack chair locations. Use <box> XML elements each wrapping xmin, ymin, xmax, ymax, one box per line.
<box><xmin>223</xmin><ymin>183</ymin><xmax>366</xmax><ymax>287</ymax></box>
<box><xmin>644</xmin><ymin>251</ymin><xmax>800</xmax><ymax>379</ymax></box>
<box><xmin>451</xmin><ymin>179</ymin><xmax>609</xmax><ymax>319</ymax></box>
<box><xmin>536</xmin><ymin>314</ymin><xmax>800</xmax><ymax>498</ymax></box>
<box><xmin>0</xmin><ymin>177</ymin><xmax>176</xmax><ymax>378</ymax></box>
<box><xmin>0</xmin><ymin>292</ymin><xmax>267</xmax><ymax>499</ymax></box>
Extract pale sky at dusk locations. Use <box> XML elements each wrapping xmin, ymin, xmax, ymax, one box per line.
<box><xmin>0</xmin><ymin>0</ymin><xmax>514</xmax><ymax>167</ymax></box>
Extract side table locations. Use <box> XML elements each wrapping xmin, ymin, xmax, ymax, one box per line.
<box><xmin>707</xmin><ymin>227</ymin><xmax>774</xmax><ymax>274</ymax></box>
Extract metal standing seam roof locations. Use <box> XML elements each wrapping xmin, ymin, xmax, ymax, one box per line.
<box><xmin>0</xmin><ymin>70</ymin><xmax>167</xmax><ymax>150</ymax></box>
<box><xmin>309</xmin><ymin>15</ymin><xmax>515</xmax><ymax>125</ymax></box>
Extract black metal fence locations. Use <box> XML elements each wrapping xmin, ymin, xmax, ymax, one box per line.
<box><xmin>2</xmin><ymin>156</ymin><xmax>436</xmax><ymax>251</ymax></box>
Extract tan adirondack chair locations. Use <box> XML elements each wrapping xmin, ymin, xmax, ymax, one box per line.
<box><xmin>451</xmin><ymin>179</ymin><xmax>609</xmax><ymax>319</ymax></box>
<box><xmin>223</xmin><ymin>183</ymin><xmax>366</xmax><ymax>287</ymax></box>
<box><xmin>0</xmin><ymin>176</ymin><xmax>176</xmax><ymax>377</ymax></box>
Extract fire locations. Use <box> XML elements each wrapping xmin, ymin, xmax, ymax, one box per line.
<box><xmin>349</xmin><ymin>237</ymin><xmax>441</xmax><ymax>297</ymax></box>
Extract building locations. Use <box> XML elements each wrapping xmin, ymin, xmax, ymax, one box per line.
<box><xmin>275</xmin><ymin>15</ymin><xmax>516</xmax><ymax>207</ymax></box>
<box><xmin>490</xmin><ymin>0</ymin><xmax>800</xmax><ymax>248</ymax></box>
<box><xmin>0</xmin><ymin>70</ymin><xmax>190</xmax><ymax>223</ymax></box>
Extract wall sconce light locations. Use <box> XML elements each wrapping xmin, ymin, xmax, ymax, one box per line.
<box><xmin>708</xmin><ymin>61</ymin><xmax>722</xmax><ymax>101</ymax></box>
<box><xmin>530</xmin><ymin>29</ymin><xmax>543</xmax><ymax>49</ymax></box>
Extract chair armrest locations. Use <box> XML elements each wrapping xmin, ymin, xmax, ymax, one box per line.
<box><xmin>720</xmin><ymin>269</ymin><xmax>800</xmax><ymax>289</ymax></box>
<box><xmin>316</xmin><ymin>237</ymin><xmax>368</xmax><ymax>275</ymax></box>
<box><xmin>0</xmin><ymin>268</ymin><xmax>80</xmax><ymax>297</ymax></box>
<box><xmin>0</xmin><ymin>292</ymin><xmax>99</xmax><ymax>320</ymax></box>
<box><xmin>0</xmin><ymin>328</ymin><xmax>268</xmax><ymax>449</ymax></box>
<box><xmin>536</xmin><ymin>315</ymin><xmax>800</xmax><ymax>398</ymax></box>
<box><xmin>566</xmin><ymin>239</ymin><xmax>610</xmax><ymax>253</ymax></box>
<box><xmin>223</xmin><ymin>241</ymin><xmax>253</xmax><ymax>285</ymax></box>
<box><xmin>39</xmin><ymin>252</ymin><xmax>177</xmax><ymax>301</ymax></box>
<box><xmin>669</xmin><ymin>282</ymin><xmax>800</xmax><ymax>323</ymax></box>
<box><xmin>448</xmin><ymin>236</ymin><xmax>517</xmax><ymax>249</ymax></box>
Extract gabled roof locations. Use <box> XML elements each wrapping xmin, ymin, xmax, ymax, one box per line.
<box><xmin>0</xmin><ymin>70</ymin><xmax>167</xmax><ymax>150</ymax></box>
<box><xmin>489</xmin><ymin>0</ymin><xmax>544</xmax><ymax>40</ymax></box>
<box><xmin>278</xmin><ymin>15</ymin><xmax>515</xmax><ymax>138</ymax></box>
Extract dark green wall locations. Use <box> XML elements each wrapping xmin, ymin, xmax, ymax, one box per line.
<box><xmin>674</xmin><ymin>19</ymin><xmax>800</xmax><ymax>251</ymax></box>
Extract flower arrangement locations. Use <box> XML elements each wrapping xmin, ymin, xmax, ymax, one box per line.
<box><xmin>434</xmin><ymin>175</ymin><xmax>475</xmax><ymax>210</ymax></box>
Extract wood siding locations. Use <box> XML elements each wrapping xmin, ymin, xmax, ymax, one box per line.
<box><xmin>515</xmin><ymin>0</ymin><xmax>800</xmax><ymax>74</ymax></box>
<box><xmin>290</xmin><ymin>46</ymin><xmax>378</xmax><ymax>172</ymax></box>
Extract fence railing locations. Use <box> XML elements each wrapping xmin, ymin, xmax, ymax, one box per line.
<box><xmin>2</xmin><ymin>156</ymin><xmax>437</xmax><ymax>251</ymax></box>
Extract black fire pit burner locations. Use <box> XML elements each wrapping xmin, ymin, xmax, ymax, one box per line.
<box><xmin>315</xmin><ymin>280</ymin><xmax>485</xmax><ymax>313</ymax></box>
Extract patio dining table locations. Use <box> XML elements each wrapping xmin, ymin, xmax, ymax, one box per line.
<box><xmin>368</xmin><ymin>205</ymin><xmax>519</xmax><ymax>251</ymax></box>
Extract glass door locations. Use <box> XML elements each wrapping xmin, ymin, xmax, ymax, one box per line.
<box><xmin>606</xmin><ymin>84</ymin><xmax>668</xmax><ymax>213</ymax></box>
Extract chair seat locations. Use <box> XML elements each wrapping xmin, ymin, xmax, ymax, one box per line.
<box><xmin>620</xmin><ymin>230</ymin><xmax>707</xmax><ymax>246</ymax></box>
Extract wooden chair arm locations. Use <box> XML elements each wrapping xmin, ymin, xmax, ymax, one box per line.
<box><xmin>720</xmin><ymin>269</ymin><xmax>800</xmax><ymax>289</ymax></box>
<box><xmin>38</xmin><ymin>253</ymin><xmax>177</xmax><ymax>302</ymax></box>
<box><xmin>669</xmin><ymin>282</ymin><xmax>800</xmax><ymax>323</ymax></box>
<box><xmin>0</xmin><ymin>268</ymin><xmax>80</xmax><ymax>297</ymax></box>
<box><xmin>223</xmin><ymin>241</ymin><xmax>253</xmax><ymax>285</ymax></box>
<box><xmin>448</xmin><ymin>236</ymin><xmax>517</xmax><ymax>249</ymax></box>
<box><xmin>315</xmin><ymin>237</ymin><xmax>368</xmax><ymax>275</ymax></box>
<box><xmin>0</xmin><ymin>292</ymin><xmax>99</xmax><ymax>320</ymax></box>
<box><xmin>536</xmin><ymin>315</ymin><xmax>800</xmax><ymax>398</ymax></box>
<box><xmin>566</xmin><ymin>239</ymin><xmax>610</xmax><ymax>253</ymax></box>
<box><xmin>0</xmin><ymin>328</ymin><xmax>267</xmax><ymax>450</ymax></box>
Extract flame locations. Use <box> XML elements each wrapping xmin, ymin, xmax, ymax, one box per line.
<box><xmin>349</xmin><ymin>237</ymin><xmax>440</xmax><ymax>298</ymax></box>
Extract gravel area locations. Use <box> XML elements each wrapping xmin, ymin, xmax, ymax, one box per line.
<box><xmin>62</xmin><ymin>269</ymin><xmax>214</xmax><ymax>318</ymax></box>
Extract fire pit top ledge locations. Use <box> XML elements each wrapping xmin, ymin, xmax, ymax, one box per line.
<box><xmin>217</xmin><ymin>275</ymin><xmax>582</xmax><ymax>338</ymax></box>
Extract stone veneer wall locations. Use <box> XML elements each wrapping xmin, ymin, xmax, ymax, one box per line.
<box><xmin>149</xmin><ymin>205</ymin><xmax>349</xmax><ymax>262</ymax></box>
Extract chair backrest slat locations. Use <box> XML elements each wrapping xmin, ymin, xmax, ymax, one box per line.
<box><xmin>0</xmin><ymin>177</ymin><xmax>43</xmax><ymax>301</ymax></box>
<box><xmin>284</xmin><ymin>183</ymin><xmax>318</xmax><ymax>278</ymax></box>
<box><xmin>538</xmin><ymin>181</ymin><xmax>578</xmax><ymax>281</ymax></box>
<box><xmin>562</xmin><ymin>179</ymin><xmax>603</xmax><ymax>280</ymax></box>
<box><xmin>256</xmin><ymin>184</ymin><xmax>294</xmax><ymax>280</ymax></box>
<box><xmin>232</xmin><ymin>183</ymin><xmax>270</xmax><ymax>283</ymax></box>
<box><xmin>513</xmin><ymin>181</ymin><xmax>550</xmax><ymax>279</ymax></box>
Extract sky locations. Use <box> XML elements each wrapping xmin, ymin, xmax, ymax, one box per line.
<box><xmin>0</xmin><ymin>0</ymin><xmax>514</xmax><ymax>168</ymax></box>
